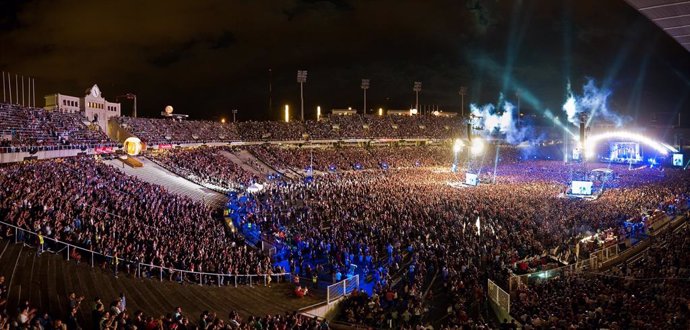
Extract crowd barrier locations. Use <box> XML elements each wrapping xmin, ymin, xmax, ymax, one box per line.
<box><xmin>506</xmin><ymin>212</ymin><xmax>688</xmax><ymax>320</ymax></box>
<box><xmin>591</xmin><ymin>243</ymin><xmax>620</xmax><ymax>267</ymax></box>
<box><xmin>0</xmin><ymin>220</ymin><xmax>290</xmax><ymax>287</ymax></box>
<box><xmin>487</xmin><ymin>279</ymin><xmax>510</xmax><ymax>314</ymax></box>
<box><xmin>508</xmin><ymin>255</ymin><xmax>599</xmax><ymax>293</ymax></box>
<box><xmin>261</xmin><ymin>240</ymin><xmax>278</xmax><ymax>257</ymax></box>
<box><xmin>327</xmin><ymin>275</ymin><xmax>359</xmax><ymax>305</ymax></box>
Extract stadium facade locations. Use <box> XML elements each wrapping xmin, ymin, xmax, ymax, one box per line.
<box><xmin>44</xmin><ymin>84</ymin><xmax>121</xmax><ymax>135</ymax></box>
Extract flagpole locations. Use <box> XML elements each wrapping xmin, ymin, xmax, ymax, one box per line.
<box><xmin>8</xmin><ymin>73</ymin><xmax>12</xmax><ymax>104</ymax></box>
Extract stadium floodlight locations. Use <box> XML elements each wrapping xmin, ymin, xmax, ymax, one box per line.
<box><xmin>221</xmin><ymin>118</ymin><xmax>226</xmax><ymax>124</ymax></box>
<box><xmin>453</xmin><ymin>139</ymin><xmax>464</xmax><ymax>153</ymax></box>
<box><xmin>471</xmin><ymin>138</ymin><xmax>484</xmax><ymax>156</ymax></box>
<box><xmin>361</xmin><ymin>79</ymin><xmax>370</xmax><ymax>114</ymax></box>
<box><xmin>452</xmin><ymin>139</ymin><xmax>464</xmax><ymax>172</ymax></box>
<box><xmin>317</xmin><ymin>106</ymin><xmax>321</xmax><ymax>121</ymax></box>
<box><xmin>284</xmin><ymin>104</ymin><xmax>290</xmax><ymax>123</ymax></box>
<box><xmin>413</xmin><ymin>82</ymin><xmax>422</xmax><ymax>113</ymax></box>
<box><xmin>378</xmin><ymin>108</ymin><xmax>383</xmax><ymax>116</ymax></box>
<box><xmin>297</xmin><ymin>70</ymin><xmax>308</xmax><ymax>121</ymax></box>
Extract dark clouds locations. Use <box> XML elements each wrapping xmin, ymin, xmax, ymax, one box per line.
<box><xmin>0</xmin><ymin>0</ymin><xmax>688</xmax><ymax>123</ymax></box>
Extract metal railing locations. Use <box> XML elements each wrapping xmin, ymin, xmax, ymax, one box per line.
<box><xmin>326</xmin><ymin>275</ymin><xmax>359</xmax><ymax>305</ymax></box>
<box><xmin>261</xmin><ymin>241</ymin><xmax>278</xmax><ymax>257</ymax></box>
<box><xmin>508</xmin><ymin>255</ymin><xmax>598</xmax><ymax>293</ymax></box>
<box><xmin>488</xmin><ymin>279</ymin><xmax>510</xmax><ymax>314</ymax></box>
<box><xmin>591</xmin><ymin>243</ymin><xmax>619</xmax><ymax>267</ymax></box>
<box><xmin>508</xmin><ymin>215</ymin><xmax>689</xmax><ymax>294</ymax></box>
<box><xmin>0</xmin><ymin>220</ymin><xmax>290</xmax><ymax>287</ymax></box>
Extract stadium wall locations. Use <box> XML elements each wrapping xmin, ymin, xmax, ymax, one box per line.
<box><xmin>0</xmin><ymin>148</ymin><xmax>95</xmax><ymax>163</ymax></box>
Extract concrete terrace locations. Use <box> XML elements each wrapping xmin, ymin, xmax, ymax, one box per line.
<box><xmin>104</xmin><ymin>157</ymin><xmax>228</xmax><ymax>208</ymax></box>
<box><xmin>0</xmin><ymin>239</ymin><xmax>324</xmax><ymax>326</ymax></box>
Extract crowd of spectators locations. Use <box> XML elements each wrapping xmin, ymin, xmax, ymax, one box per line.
<box><xmin>0</xmin><ymin>156</ymin><xmax>272</xmax><ymax>283</ymax></box>
<box><xmin>150</xmin><ymin>147</ymin><xmax>258</xmax><ymax>191</ymax></box>
<box><xmin>118</xmin><ymin>117</ymin><xmax>241</xmax><ymax>145</ymax></box>
<box><xmin>237</xmin><ymin>121</ymin><xmax>307</xmax><ymax>141</ymax></box>
<box><xmin>232</xmin><ymin>156</ymin><xmax>689</xmax><ymax>328</ymax></box>
<box><xmin>511</xmin><ymin>224</ymin><xmax>690</xmax><ymax>329</ymax></box>
<box><xmin>0</xmin><ymin>103</ymin><xmax>115</xmax><ymax>153</ymax></box>
<box><xmin>244</xmin><ymin>144</ymin><xmax>453</xmax><ymax>172</ymax></box>
<box><xmin>0</xmin><ymin>288</ymin><xmax>329</xmax><ymax>329</ymax></box>
<box><xmin>120</xmin><ymin>114</ymin><xmax>462</xmax><ymax>144</ymax></box>
<box><xmin>1</xmin><ymin>139</ymin><xmax>689</xmax><ymax>328</ymax></box>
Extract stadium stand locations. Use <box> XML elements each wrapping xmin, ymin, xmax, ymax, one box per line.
<box><xmin>117</xmin><ymin>114</ymin><xmax>462</xmax><ymax>144</ymax></box>
<box><xmin>0</xmin><ymin>104</ymin><xmax>115</xmax><ymax>153</ymax></box>
<box><xmin>0</xmin><ymin>103</ymin><xmax>689</xmax><ymax>329</ymax></box>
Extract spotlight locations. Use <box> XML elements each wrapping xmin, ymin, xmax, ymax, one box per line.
<box><xmin>471</xmin><ymin>138</ymin><xmax>484</xmax><ymax>156</ymax></box>
<box><xmin>584</xmin><ymin>131</ymin><xmax>671</xmax><ymax>159</ymax></box>
<box><xmin>453</xmin><ymin>139</ymin><xmax>464</xmax><ymax>153</ymax></box>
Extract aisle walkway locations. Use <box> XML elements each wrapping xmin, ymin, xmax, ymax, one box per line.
<box><xmin>104</xmin><ymin>157</ymin><xmax>227</xmax><ymax>208</ymax></box>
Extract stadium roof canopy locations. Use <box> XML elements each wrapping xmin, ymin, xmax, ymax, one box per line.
<box><xmin>625</xmin><ymin>0</ymin><xmax>690</xmax><ymax>52</ymax></box>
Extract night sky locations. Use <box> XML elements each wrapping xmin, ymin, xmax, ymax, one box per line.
<box><xmin>1</xmin><ymin>0</ymin><xmax>689</xmax><ymax>124</ymax></box>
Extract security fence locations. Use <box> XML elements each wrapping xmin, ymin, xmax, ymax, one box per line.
<box><xmin>326</xmin><ymin>275</ymin><xmax>359</xmax><ymax>305</ymax></box>
<box><xmin>0</xmin><ymin>220</ymin><xmax>290</xmax><ymax>287</ymax></box>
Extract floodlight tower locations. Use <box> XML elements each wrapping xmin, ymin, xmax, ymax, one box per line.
<box><xmin>579</xmin><ymin>113</ymin><xmax>588</xmax><ymax>162</ymax></box>
<box><xmin>459</xmin><ymin>86</ymin><xmax>467</xmax><ymax>118</ymax></box>
<box><xmin>297</xmin><ymin>70</ymin><xmax>308</xmax><ymax>121</ymax></box>
<box><xmin>361</xmin><ymin>79</ymin><xmax>370</xmax><ymax>114</ymax></box>
<box><xmin>413</xmin><ymin>81</ymin><xmax>422</xmax><ymax>113</ymax></box>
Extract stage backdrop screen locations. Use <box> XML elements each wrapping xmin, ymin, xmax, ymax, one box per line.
<box><xmin>571</xmin><ymin>181</ymin><xmax>593</xmax><ymax>195</ymax></box>
<box><xmin>465</xmin><ymin>173</ymin><xmax>478</xmax><ymax>186</ymax></box>
<box><xmin>610</xmin><ymin>142</ymin><xmax>641</xmax><ymax>163</ymax></box>
<box><xmin>673</xmin><ymin>154</ymin><xmax>683</xmax><ymax>167</ymax></box>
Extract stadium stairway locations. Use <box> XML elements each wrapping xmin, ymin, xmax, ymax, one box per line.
<box><xmin>217</xmin><ymin>149</ymin><xmax>265</xmax><ymax>176</ymax></box>
<box><xmin>103</xmin><ymin>158</ymin><xmax>227</xmax><ymax>208</ymax></box>
<box><xmin>0</xmin><ymin>239</ymin><xmax>324</xmax><ymax>326</ymax></box>
<box><xmin>244</xmin><ymin>149</ymin><xmax>302</xmax><ymax>180</ymax></box>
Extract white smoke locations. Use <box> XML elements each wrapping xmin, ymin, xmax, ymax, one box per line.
<box><xmin>562</xmin><ymin>79</ymin><xmax>629</xmax><ymax>127</ymax></box>
<box><xmin>470</xmin><ymin>99</ymin><xmax>533</xmax><ymax>145</ymax></box>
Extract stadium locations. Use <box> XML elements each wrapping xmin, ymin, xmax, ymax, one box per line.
<box><xmin>1</xmin><ymin>1</ymin><xmax>690</xmax><ymax>329</ymax></box>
